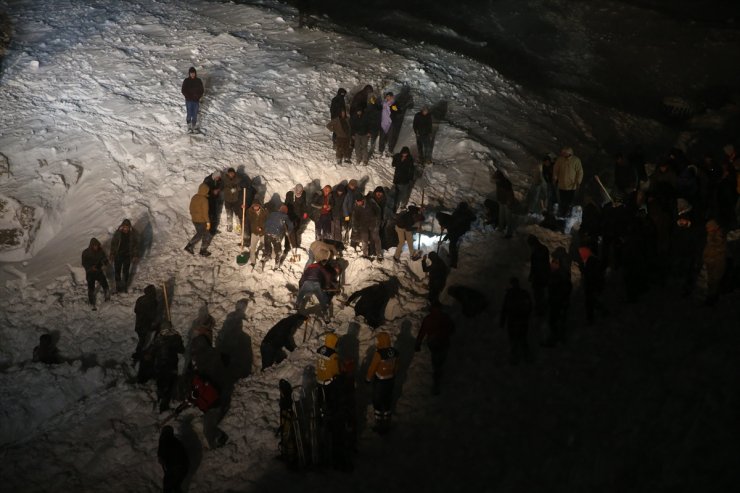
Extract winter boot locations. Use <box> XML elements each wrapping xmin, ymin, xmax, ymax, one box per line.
<box><xmin>184</xmin><ymin>244</ymin><xmax>195</xmax><ymax>254</ymax></box>
<box><xmin>199</xmin><ymin>249</ymin><xmax>212</xmax><ymax>257</ymax></box>
<box><xmin>187</xmin><ymin>122</ymin><xmax>193</xmax><ymax>133</ymax></box>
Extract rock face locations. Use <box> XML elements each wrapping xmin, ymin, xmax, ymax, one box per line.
<box><xmin>0</xmin><ymin>193</ymin><xmax>36</xmax><ymax>255</ymax></box>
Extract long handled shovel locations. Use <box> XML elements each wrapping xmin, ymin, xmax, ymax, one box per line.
<box><xmin>162</xmin><ymin>282</ymin><xmax>171</xmax><ymax>322</ymax></box>
<box><xmin>236</xmin><ymin>189</ymin><xmax>249</xmax><ymax>265</ymax></box>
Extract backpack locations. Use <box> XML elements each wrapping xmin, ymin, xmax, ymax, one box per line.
<box><xmin>189</xmin><ymin>373</ymin><xmax>220</xmax><ymax>412</ymax></box>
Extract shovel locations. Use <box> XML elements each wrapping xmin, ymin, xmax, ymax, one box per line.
<box><xmin>236</xmin><ymin>189</ymin><xmax>249</xmax><ymax>265</ymax></box>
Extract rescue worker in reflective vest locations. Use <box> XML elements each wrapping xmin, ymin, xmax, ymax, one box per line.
<box><xmin>365</xmin><ymin>331</ymin><xmax>399</xmax><ymax>434</ymax></box>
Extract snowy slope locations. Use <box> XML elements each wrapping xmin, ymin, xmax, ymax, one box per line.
<box><xmin>1</xmin><ymin>0</ymin><xmax>739</xmax><ymax>492</ymax></box>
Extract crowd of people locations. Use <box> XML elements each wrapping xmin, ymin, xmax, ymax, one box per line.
<box><xmin>32</xmin><ymin>73</ymin><xmax>737</xmax><ymax>490</ymax></box>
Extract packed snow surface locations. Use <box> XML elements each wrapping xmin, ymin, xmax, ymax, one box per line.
<box><xmin>1</xmin><ymin>0</ymin><xmax>738</xmax><ymax>492</ymax></box>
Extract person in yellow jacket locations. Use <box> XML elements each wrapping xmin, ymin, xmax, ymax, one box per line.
<box><xmin>316</xmin><ymin>332</ymin><xmax>339</xmax><ymax>384</ymax></box>
<box><xmin>184</xmin><ymin>183</ymin><xmax>212</xmax><ymax>256</ymax></box>
<box><xmin>365</xmin><ymin>331</ymin><xmax>398</xmax><ymax>434</ymax></box>
<box><xmin>553</xmin><ymin>146</ymin><xmax>583</xmax><ymax>218</ymax></box>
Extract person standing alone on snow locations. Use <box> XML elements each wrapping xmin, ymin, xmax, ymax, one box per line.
<box><xmin>182</xmin><ymin>67</ymin><xmax>204</xmax><ymax>133</ymax></box>
<box><xmin>81</xmin><ymin>237</ymin><xmax>110</xmax><ymax>310</ymax></box>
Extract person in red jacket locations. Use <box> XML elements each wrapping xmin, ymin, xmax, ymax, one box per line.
<box><xmin>366</xmin><ymin>331</ymin><xmax>399</xmax><ymax>433</ymax></box>
<box><xmin>416</xmin><ymin>301</ymin><xmax>455</xmax><ymax>394</ymax></box>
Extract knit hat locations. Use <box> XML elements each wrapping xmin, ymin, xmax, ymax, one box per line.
<box><xmin>212</xmin><ymin>171</ymin><xmax>221</xmax><ymax>180</ymax></box>
<box><xmin>121</xmin><ymin>218</ymin><xmax>132</xmax><ymax>228</ymax></box>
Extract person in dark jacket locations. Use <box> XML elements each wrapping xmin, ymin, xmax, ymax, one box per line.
<box><xmin>346</xmin><ymin>277</ymin><xmax>399</xmax><ymax>328</ymax></box>
<box><xmin>391</xmin><ymin>146</ymin><xmax>416</xmax><ymax>212</ymax></box>
<box><xmin>285</xmin><ymin>183</ymin><xmax>308</xmax><ymax>251</ymax></box>
<box><xmin>351</xmin><ymin>195</ymin><xmax>382</xmax><ymax>260</ymax></box>
<box><xmin>368</xmin><ymin>186</ymin><xmax>390</xmax><ymax>251</ymax></box>
<box><xmin>81</xmin><ymin>237</ymin><xmax>110</xmax><ymax>309</ymax></box>
<box><xmin>181</xmin><ymin>66</ymin><xmax>204</xmax><ymax>132</ymax></box>
<box><xmin>444</xmin><ymin>201</ymin><xmax>476</xmax><ymax>268</ymax></box>
<box><xmin>222</xmin><ymin>167</ymin><xmax>245</xmax><ymax>233</ymax></box>
<box><xmin>527</xmin><ymin>234</ymin><xmax>550</xmax><ymax>315</ymax></box>
<box><xmin>263</xmin><ymin>205</ymin><xmax>294</xmax><ymax>265</ymax></box>
<box><xmin>671</xmin><ymin>199</ymin><xmax>704</xmax><ymax>296</ymax></box>
<box><xmin>500</xmin><ymin>278</ymin><xmax>533</xmax><ymax>365</ymax></box>
<box><xmin>33</xmin><ymin>334</ymin><xmax>61</xmax><ymax>364</ymax></box>
<box><xmin>327</xmin><ymin>109</ymin><xmax>352</xmax><ymax>164</ymax></box>
<box><xmin>158</xmin><ymin>425</ymin><xmax>190</xmax><ymax>493</ymax></box>
<box><xmin>393</xmin><ymin>204</ymin><xmax>424</xmax><ymax>261</ymax></box>
<box><xmin>413</xmin><ymin>106</ymin><xmax>434</xmax><ymax>164</ymax></box>
<box><xmin>416</xmin><ymin>301</ymin><xmax>455</xmax><ymax>394</ymax></box>
<box><xmin>350</xmin><ymin>107</ymin><xmax>370</xmax><ymax>165</ymax></box>
<box><xmin>422</xmin><ymin>252</ymin><xmax>448</xmax><ymax>303</ymax></box>
<box><xmin>311</xmin><ymin>185</ymin><xmax>334</xmax><ymax>241</ymax></box>
<box><xmin>260</xmin><ymin>313</ymin><xmax>308</xmax><ymax>370</ymax></box>
<box><xmin>329</xmin><ymin>87</ymin><xmax>347</xmax><ymax>146</ymax></box>
<box><xmin>109</xmin><ymin>218</ymin><xmax>139</xmax><ymax>293</ymax></box>
<box><xmin>349</xmin><ymin>84</ymin><xmax>373</xmax><ymax>114</ymax></box>
<box><xmin>332</xmin><ymin>184</ymin><xmax>348</xmax><ymax>242</ymax></box>
<box><xmin>133</xmin><ymin>284</ymin><xmax>158</xmax><ymax>361</ymax></box>
<box><xmin>542</xmin><ymin>255</ymin><xmax>572</xmax><ymax>347</ymax></box>
<box><xmin>203</xmin><ymin>171</ymin><xmax>223</xmax><ymax>235</ymax></box>
<box><xmin>578</xmin><ymin>241</ymin><xmax>606</xmax><ymax>324</ymax></box>
<box><xmin>153</xmin><ymin>321</ymin><xmax>185</xmax><ymax>412</ymax></box>
<box><xmin>364</xmin><ymin>95</ymin><xmax>382</xmax><ymax>160</ymax></box>
<box><xmin>296</xmin><ymin>261</ymin><xmax>335</xmax><ymax>318</ymax></box>
<box><xmin>494</xmin><ymin>169</ymin><xmax>517</xmax><ymax>238</ymax></box>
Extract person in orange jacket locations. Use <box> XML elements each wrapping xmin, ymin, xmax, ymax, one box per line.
<box><xmin>365</xmin><ymin>331</ymin><xmax>399</xmax><ymax>433</ymax></box>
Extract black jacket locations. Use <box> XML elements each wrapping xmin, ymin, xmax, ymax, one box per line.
<box><xmin>392</xmin><ymin>148</ymin><xmax>415</xmax><ymax>185</ymax></box>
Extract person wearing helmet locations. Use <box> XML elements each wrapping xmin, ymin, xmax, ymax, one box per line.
<box><xmin>365</xmin><ymin>331</ymin><xmax>399</xmax><ymax>434</ymax></box>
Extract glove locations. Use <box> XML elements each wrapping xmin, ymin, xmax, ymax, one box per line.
<box><xmin>344</xmin><ymin>216</ymin><xmax>350</xmax><ymax>222</ymax></box>
<box><xmin>302</xmin><ymin>213</ymin><xmax>308</xmax><ymax>219</ymax></box>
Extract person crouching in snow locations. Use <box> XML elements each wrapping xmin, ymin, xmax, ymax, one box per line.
<box><xmin>366</xmin><ymin>331</ymin><xmax>399</xmax><ymax>434</ymax></box>
<box><xmin>81</xmin><ymin>237</ymin><xmax>110</xmax><ymax>310</ymax></box>
<box><xmin>296</xmin><ymin>260</ymin><xmax>335</xmax><ymax>321</ymax></box>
